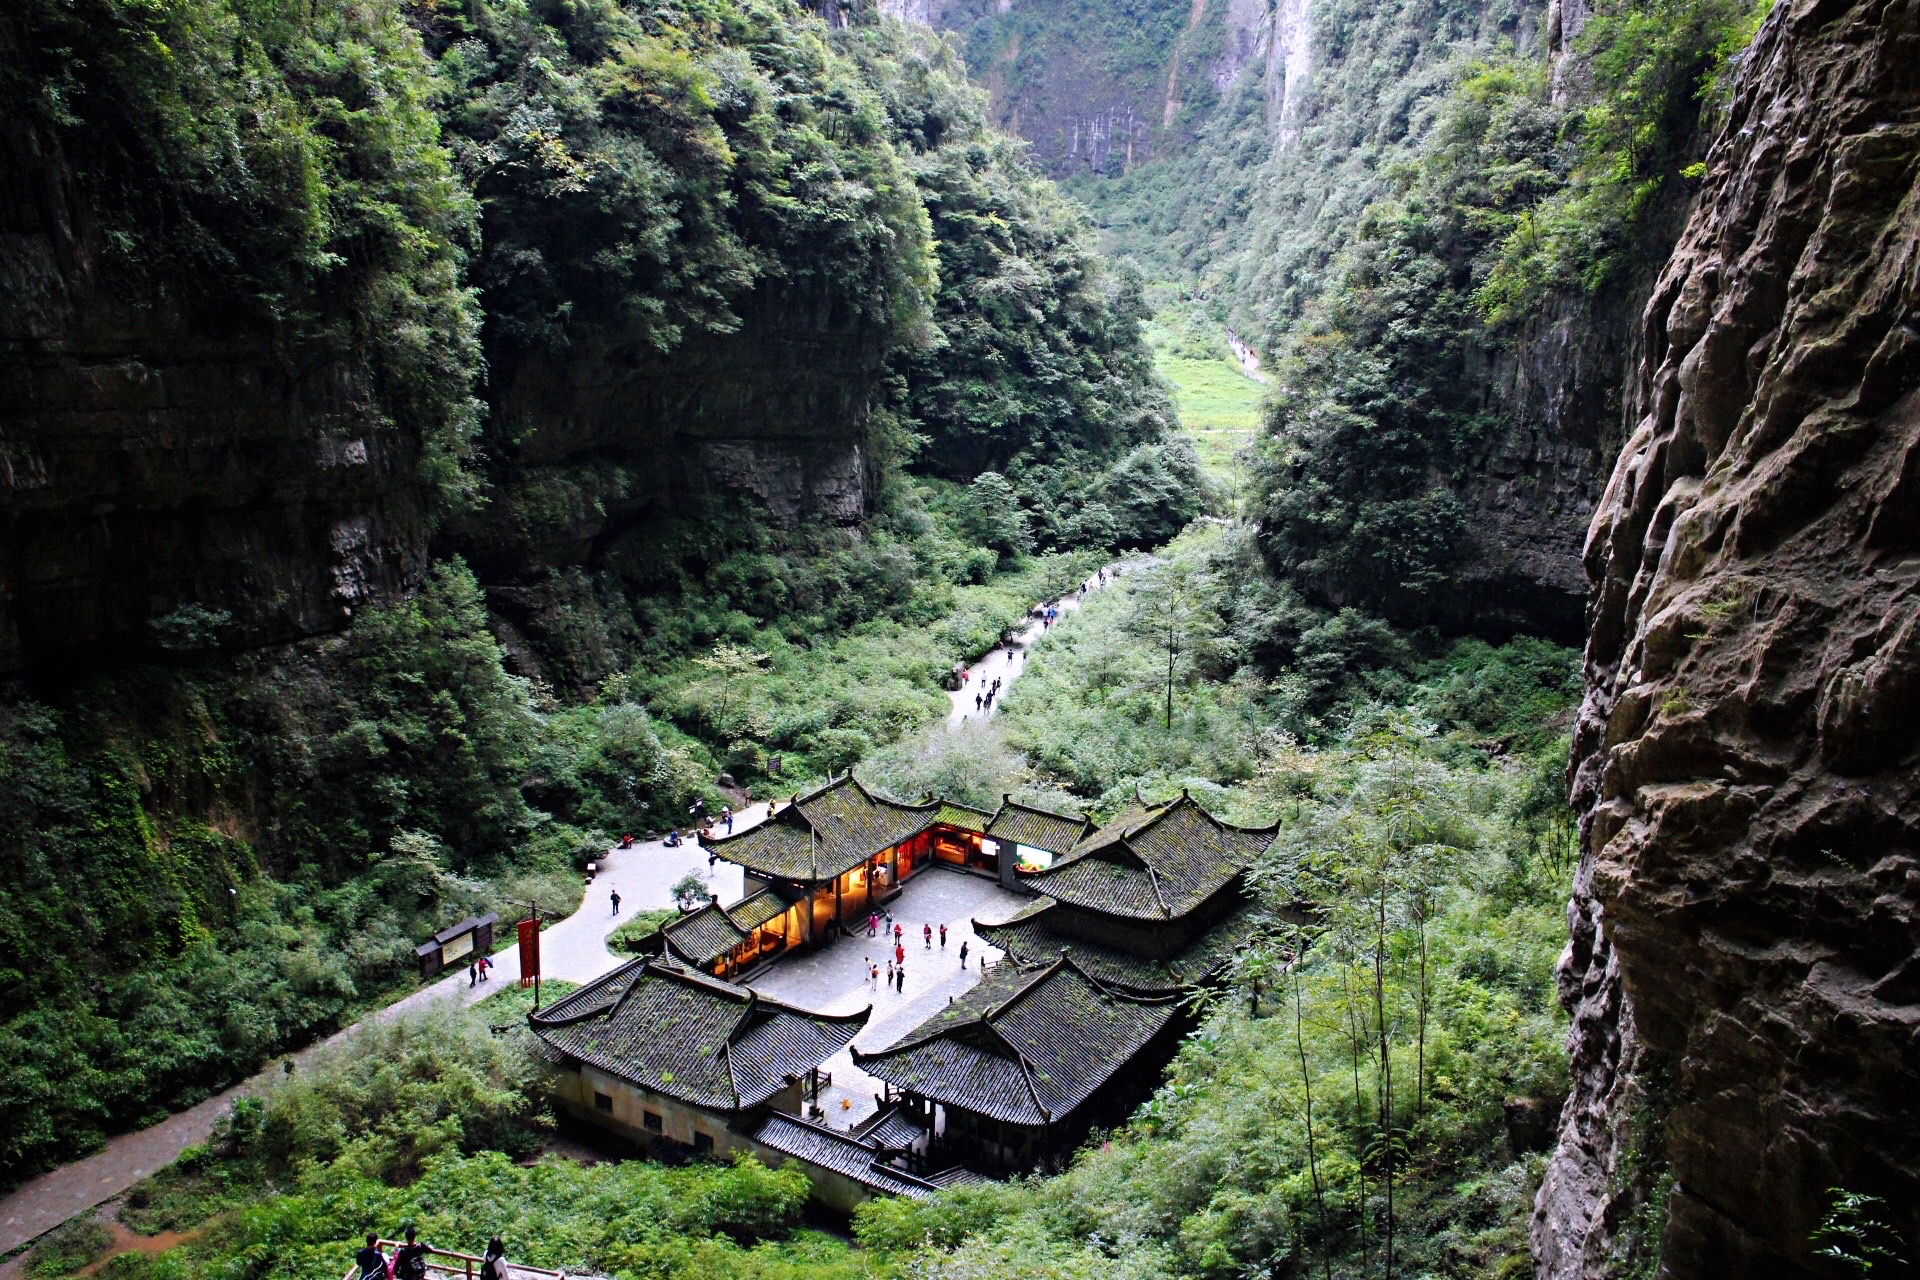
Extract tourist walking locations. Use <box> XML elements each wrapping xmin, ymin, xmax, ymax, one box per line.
<box><xmin>610</xmin><ymin>888</ymin><xmax>621</xmax><ymax>915</ymax></box>
<box><xmin>869</xmin><ymin>961</ymin><xmax>880</xmax><ymax>989</ymax></box>
<box><xmin>895</xmin><ymin>941</ymin><xmax>905</xmax><ymax>967</ymax></box>
<box><xmin>939</xmin><ymin>923</ymin><xmax>948</xmax><ymax>948</ymax></box>
<box><xmin>353</xmin><ymin>1235</ymin><xmax>386</xmax><ymax>1280</ymax></box>
<box><xmin>959</xmin><ymin>940</ymin><xmax>970</xmax><ymax>969</ymax></box>
<box><xmin>886</xmin><ymin>958</ymin><xmax>895</xmax><ymax>986</ymax></box>
<box><xmin>468</xmin><ymin>959</ymin><xmax>479</xmax><ymax>987</ymax></box>
<box><xmin>722</xmin><ymin>805</ymin><xmax>733</xmax><ymax>834</ymax></box>
<box><xmin>923</xmin><ymin>923</ymin><xmax>932</xmax><ymax>949</ymax></box>
<box><xmin>394</xmin><ymin>1227</ymin><xmax>430</xmax><ymax>1280</ymax></box>
<box><xmin>478</xmin><ymin>954</ymin><xmax>492</xmax><ymax>983</ymax></box>
<box><xmin>867</xmin><ymin>912</ymin><xmax>878</xmax><ymax>937</ymax></box>
<box><xmin>896</xmin><ymin>964</ymin><xmax>905</xmax><ymax>993</ymax></box>
<box><xmin>894</xmin><ymin>922</ymin><xmax>903</xmax><ymax>943</ymax></box>
<box><xmin>480</xmin><ymin>1238</ymin><xmax>509</xmax><ymax>1280</ymax></box>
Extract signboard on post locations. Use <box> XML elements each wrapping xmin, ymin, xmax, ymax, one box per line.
<box><xmin>518</xmin><ymin>915</ymin><xmax>541</xmax><ymax>988</ymax></box>
<box><xmin>413</xmin><ymin>914</ymin><xmax>497</xmax><ymax>980</ymax></box>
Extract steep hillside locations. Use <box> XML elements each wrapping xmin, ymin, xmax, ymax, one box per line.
<box><xmin>908</xmin><ymin>0</ymin><xmax>1767</xmax><ymax>643</ymax></box>
<box><xmin>1543</xmin><ymin>0</ymin><xmax>1920</xmax><ymax>1272</ymax></box>
<box><xmin>0</xmin><ymin>0</ymin><xmax>1175</xmax><ymax>1187</ymax></box>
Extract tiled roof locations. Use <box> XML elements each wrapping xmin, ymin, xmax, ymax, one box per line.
<box><xmin>530</xmin><ymin>958</ymin><xmax>867</xmax><ymax>1111</ymax></box>
<box><xmin>854</xmin><ymin>956</ymin><xmax>1181</xmax><ymax>1126</ymax></box>
<box><xmin>934</xmin><ymin>802</ymin><xmax>992</xmax><ymax>833</ymax></box>
<box><xmin>728</xmin><ymin>890</ymin><xmax>787</xmax><ymax>931</ymax></box>
<box><xmin>859</xmin><ymin>1105</ymin><xmax>929</xmax><ymax>1153</ymax></box>
<box><xmin>985</xmin><ymin>798</ymin><xmax>1094</xmax><ymax>854</ymax></box>
<box><xmin>1028</xmin><ymin>793</ymin><xmax>1276</xmax><ymax>921</ymax></box>
<box><xmin>707</xmin><ymin>774</ymin><xmax>937</xmax><ymax>882</ymax></box>
<box><xmin>974</xmin><ymin>897</ymin><xmax>1258</xmax><ymax>993</ymax></box>
<box><xmin>660</xmin><ymin>889</ymin><xmax>788</xmax><ymax>967</ymax></box>
<box><xmin>745</xmin><ymin>1112</ymin><xmax>941</xmax><ymax>1198</ymax></box>
<box><xmin>662</xmin><ymin>903</ymin><xmax>746</xmax><ymax>967</ymax></box>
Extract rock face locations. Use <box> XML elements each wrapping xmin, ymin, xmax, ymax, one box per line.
<box><xmin>1453</xmin><ymin>281</ymin><xmax>1641</xmax><ymax>645</ymax></box>
<box><xmin>0</xmin><ymin>123</ymin><xmax>432</xmax><ymax>674</ymax></box>
<box><xmin>893</xmin><ymin>0</ymin><xmax>1304</xmax><ymax>176</ymax></box>
<box><xmin>0</xmin><ymin>118</ymin><xmax>891</xmax><ymax>678</ymax></box>
<box><xmin>453</xmin><ymin>278</ymin><xmax>884</xmax><ymax>571</ymax></box>
<box><xmin>1538</xmin><ymin>0</ymin><xmax>1920</xmax><ymax>1273</ymax></box>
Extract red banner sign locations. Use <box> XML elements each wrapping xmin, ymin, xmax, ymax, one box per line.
<box><xmin>517</xmin><ymin>917</ymin><xmax>540</xmax><ymax>987</ymax></box>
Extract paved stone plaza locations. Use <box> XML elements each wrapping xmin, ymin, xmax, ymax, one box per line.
<box><xmin>746</xmin><ymin>866</ymin><xmax>1028</xmax><ymax>1128</ymax></box>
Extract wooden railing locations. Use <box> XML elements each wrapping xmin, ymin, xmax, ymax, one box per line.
<box><xmin>341</xmin><ymin>1241</ymin><xmax>569</xmax><ymax>1280</ymax></box>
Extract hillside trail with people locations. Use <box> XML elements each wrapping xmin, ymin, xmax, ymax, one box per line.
<box><xmin>944</xmin><ymin>562</ymin><xmax>1125</xmax><ymax>728</ymax></box>
<box><xmin>0</xmin><ymin>561</ymin><xmax>1123</xmax><ymax>1263</ymax></box>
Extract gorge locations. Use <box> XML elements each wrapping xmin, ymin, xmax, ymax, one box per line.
<box><xmin>1</xmin><ymin>0</ymin><xmax>1915</xmax><ymax>1277</ymax></box>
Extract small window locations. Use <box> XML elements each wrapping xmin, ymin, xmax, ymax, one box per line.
<box><xmin>593</xmin><ymin>1091</ymin><xmax>614</xmax><ymax>1113</ymax></box>
<box><xmin>643</xmin><ymin>1110</ymin><xmax>663</xmax><ymax>1133</ymax></box>
<box><xmin>692</xmin><ymin>1131</ymin><xmax>714</xmax><ymax>1153</ymax></box>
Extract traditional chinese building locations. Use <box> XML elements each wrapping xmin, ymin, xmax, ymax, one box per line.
<box><xmin>701</xmin><ymin>774</ymin><xmax>938</xmax><ymax>946</ymax></box>
<box><xmin>539</xmin><ymin>785</ymin><xmax>1279</xmax><ymax>1196</ymax></box>
<box><xmin>974</xmin><ymin>790</ymin><xmax>1276</xmax><ymax>994</ymax></box>
<box><xmin>701</xmin><ymin>775</ymin><xmax>1095</xmax><ymax>941</ymax></box>
<box><xmin>982</xmin><ymin>796</ymin><xmax>1095</xmax><ymax>877</ymax></box>
<box><xmin>852</xmin><ymin>953</ymin><xmax>1185</xmax><ymax>1172</ymax></box>
<box><xmin>529</xmin><ymin>957</ymin><xmax>867</xmax><ymax>1156</ymax></box>
<box><xmin>650</xmin><ymin>889</ymin><xmax>791</xmax><ymax>979</ymax></box>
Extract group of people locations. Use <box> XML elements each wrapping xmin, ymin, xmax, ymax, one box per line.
<box><xmin>465</xmin><ymin>953</ymin><xmax>494</xmax><ymax>986</ymax></box>
<box><xmin>863</xmin><ymin>918</ymin><xmax>972</xmax><ymax>995</ymax></box>
<box><xmin>633</xmin><ymin>801</ymin><xmax>737</xmax><ymax>852</ymax></box>
<box><xmin>355</xmin><ymin>1228</ymin><xmax>511</xmax><ymax>1280</ymax></box>
<box><xmin>972</xmin><ymin>674</ymin><xmax>1004</xmax><ymax>713</ymax></box>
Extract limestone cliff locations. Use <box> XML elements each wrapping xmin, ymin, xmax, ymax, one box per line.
<box><xmin>895</xmin><ymin>0</ymin><xmax>1304</xmax><ymax>176</ymax></box>
<box><xmin>0</xmin><ymin>123</ymin><xmax>432</xmax><ymax>674</ymax></box>
<box><xmin>442</xmin><ymin>276</ymin><xmax>889</xmax><ymax>672</ymax></box>
<box><xmin>1539</xmin><ymin>0</ymin><xmax>1920</xmax><ymax>1272</ymax></box>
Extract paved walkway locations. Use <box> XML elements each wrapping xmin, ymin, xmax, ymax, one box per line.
<box><xmin>0</xmin><ymin>816</ymin><xmax>764</xmax><ymax>1260</ymax></box>
<box><xmin>747</xmin><ymin>868</ymin><xmax>1027</xmax><ymax>1130</ymax></box>
<box><xmin>0</xmin><ymin>559</ymin><xmax>1130</xmax><ymax>1258</ymax></box>
<box><xmin>945</xmin><ymin>561</ymin><xmax>1126</xmax><ymax>728</ymax></box>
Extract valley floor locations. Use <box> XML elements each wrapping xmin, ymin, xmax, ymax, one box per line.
<box><xmin>0</xmin><ymin>562</ymin><xmax>1124</xmax><ymax>1261</ymax></box>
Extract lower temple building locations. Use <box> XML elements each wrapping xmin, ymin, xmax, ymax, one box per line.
<box><xmin>853</xmin><ymin>953</ymin><xmax>1185</xmax><ymax>1172</ymax></box>
<box><xmin>529</xmin><ymin>957</ymin><xmax>868</xmax><ymax>1154</ymax></box>
<box><xmin>531</xmin><ymin>778</ymin><xmax>1280</xmax><ymax>1204</ymax></box>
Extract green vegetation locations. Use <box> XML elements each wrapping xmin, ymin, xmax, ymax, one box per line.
<box><xmin>1476</xmin><ymin>0</ymin><xmax>1774</xmax><ymax>320</ymax></box>
<box><xmin>81</xmin><ymin>988</ymin><xmax>873</xmax><ymax>1280</ymax></box>
<box><xmin>0</xmin><ymin>0</ymin><xmax>1191</xmax><ymax>1190</ymax></box>
<box><xmin>0</xmin><ymin>562</ymin><xmax>600</xmax><ymax>1185</ymax></box>
<box><xmin>609</xmin><ymin>908</ymin><xmax>683</xmax><ymax>956</ymax></box>
<box><xmin>25</xmin><ymin>1220</ymin><xmax>113</xmax><ymax>1279</ymax></box>
<box><xmin>968</xmin><ymin>0</ymin><xmax>1766</xmax><ymax>619</ymax></box>
<box><xmin>77</xmin><ymin>522</ymin><xmax>1580</xmax><ymax>1280</ymax></box>
<box><xmin>844</xmin><ymin>24</ymin><xmax>1190</xmax><ymax>546</ymax></box>
<box><xmin>1</xmin><ymin>0</ymin><xmax>484</xmax><ymax>506</ymax></box>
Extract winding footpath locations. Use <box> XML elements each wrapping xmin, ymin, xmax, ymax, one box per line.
<box><xmin>0</xmin><ymin>561</ymin><xmax>1126</xmax><ymax>1260</ymax></box>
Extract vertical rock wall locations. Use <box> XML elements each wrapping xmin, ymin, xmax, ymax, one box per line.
<box><xmin>0</xmin><ymin>124</ymin><xmax>432</xmax><ymax>674</ymax></box>
<box><xmin>1538</xmin><ymin>0</ymin><xmax>1920</xmax><ymax>1272</ymax></box>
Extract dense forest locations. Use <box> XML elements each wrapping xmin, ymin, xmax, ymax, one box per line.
<box><xmin>4</xmin><ymin>0</ymin><xmax>1917</xmax><ymax>1277</ymax></box>
<box><xmin>0</xmin><ymin>0</ymin><xmax>1195</xmax><ymax>1185</ymax></box>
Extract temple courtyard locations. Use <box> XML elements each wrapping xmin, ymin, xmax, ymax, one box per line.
<box><xmin>743</xmin><ymin>866</ymin><xmax>1028</xmax><ymax>1128</ymax></box>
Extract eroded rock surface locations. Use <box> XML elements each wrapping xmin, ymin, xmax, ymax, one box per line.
<box><xmin>1537</xmin><ymin>0</ymin><xmax>1920</xmax><ymax>1273</ymax></box>
<box><xmin>0</xmin><ymin>124</ymin><xmax>432</xmax><ymax>673</ymax></box>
